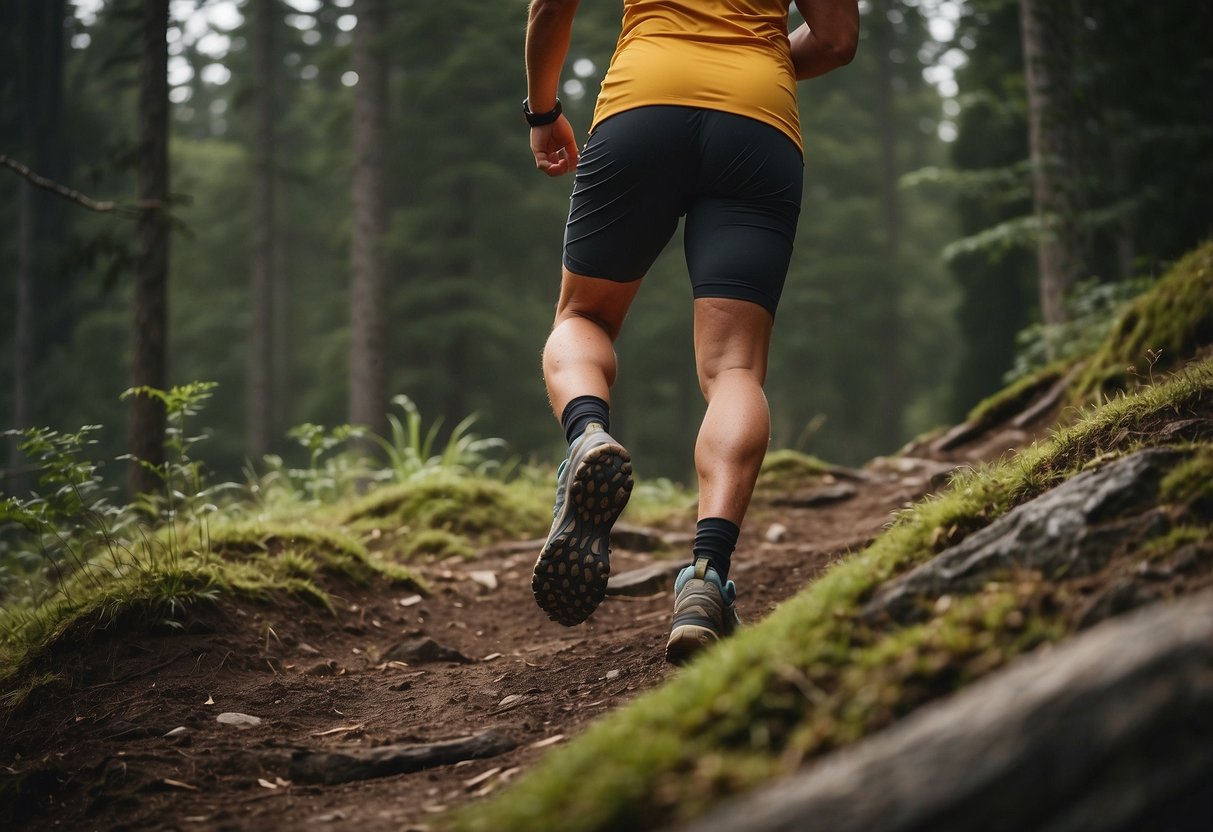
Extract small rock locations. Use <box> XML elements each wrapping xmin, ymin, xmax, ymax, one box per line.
<box><xmin>216</xmin><ymin>712</ymin><xmax>263</xmax><ymax>728</ymax></box>
<box><xmin>604</xmin><ymin>669</ymin><xmax>621</xmax><ymax>681</ymax></box>
<box><xmin>765</xmin><ymin>523</ymin><xmax>789</xmax><ymax>544</ymax></box>
<box><xmin>398</xmin><ymin>595</ymin><xmax>423</xmax><ymax>607</ymax></box>
<box><xmin>382</xmin><ymin>637</ymin><xmax>473</xmax><ymax>665</ymax></box>
<box><xmin>605</xmin><ymin>561</ymin><xmax>684</xmax><ymax>597</ymax></box>
<box><xmin>609</xmin><ymin>524</ymin><xmax>670</xmax><ymax>552</ymax></box>
<box><xmin>772</xmin><ymin>482</ymin><xmax>858</xmax><ymax>508</ymax></box>
<box><xmin>468</xmin><ymin>570</ymin><xmax>499</xmax><ymax>592</ymax></box>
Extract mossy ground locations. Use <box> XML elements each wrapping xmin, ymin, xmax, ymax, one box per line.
<box><xmin>1075</xmin><ymin>241</ymin><xmax>1213</xmax><ymax>398</ymax></box>
<box><xmin>451</xmin><ymin>359</ymin><xmax>1213</xmax><ymax>832</ymax></box>
<box><xmin>339</xmin><ymin>476</ymin><xmax>550</xmax><ymax>543</ymax></box>
<box><xmin>957</xmin><ymin>241</ymin><xmax>1213</xmax><ymax>438</ymax></box>
<box><xmin>0</xmin><ymin>518</ymin><xmax>426</xmax><ymax>690</ymax></box>
<box><xmin>753</xmin><ymin>449</ymin><xmax>831</xmax><ymax>492</ymax></box>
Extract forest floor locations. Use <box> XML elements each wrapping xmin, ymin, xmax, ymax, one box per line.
<box><xmin>2</xmin><ymin>433</ymin><xmax>1021</xmax><ymax>832</ymax></box>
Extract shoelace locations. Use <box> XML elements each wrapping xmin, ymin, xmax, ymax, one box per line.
<box><xmin>551</xmin><ymin>457</ymin><xmax>569</xmax><ymax>519</ymax></box>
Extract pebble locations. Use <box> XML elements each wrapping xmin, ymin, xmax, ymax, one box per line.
<box><xmin>765</xmin><ymin>523</ymin><xmax>789</xmax><ymax>543</ymax></box>
<box><xmin>216</xmin><ymin>712</ymin><xmax>263</xmax><ymax>728</ymax></box>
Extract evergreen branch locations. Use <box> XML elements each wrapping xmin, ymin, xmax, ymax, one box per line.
<box><xmin>0</xmin><ymin>154</ymin><xmax>153</xmax><ymax>218</ymax></box>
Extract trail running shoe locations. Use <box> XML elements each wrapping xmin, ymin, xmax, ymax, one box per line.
<box><xmin>665</xmin><ymin>557</ymin><xmax>742</xmax><ymax>665</ymax></box>
<box><xmin>532</xmin><ymin>422</ymin><xmax>633</xmax><ymax>626</ymax></box>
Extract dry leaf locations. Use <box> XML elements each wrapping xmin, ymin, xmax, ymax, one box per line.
<box><xmin>309</xmin><ymin>724</ymin><xmax>365</xmax><ymax>738</ymax></box>
<box><xmin>257</xmin><ymin>778</ymin><xmax>279</xmax><ymax>790</ymax></box>
<box><xmin>203</xmin><ymin>695</ymin><xmax>215</xmax><ymax>705</ymax></box>
<box><xmin>463</xmin><ymin>767</ymin><xmax>501</xmax><ymax>791</ymax></box>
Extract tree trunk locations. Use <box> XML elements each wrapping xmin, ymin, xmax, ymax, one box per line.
<box><xmin>9</xmin><ymin>0</ymin><xmax>66</xmax><ymax>487</ymax></box>
<box><xmin>10</xmin><ymin>183</ymin><xmax>34</xmax><ymax>485</ymax></box>
<box><xmin>348</xmin><ymin>0</ymin><xmax>389</xmax><ymax>434</ymax></box>
<box><xmin>129</xmin><ymin>0</ymin><xmax>170</xmax><ymax>496</ymax></box>
<box><xmin>870</xmin><ymin>6</ymin><xmax>904</xmax><ymax>450</ymax></box>
<box><xmin>247</xmin><ymin>0</ymin><xmax>277</xmax><ymax>458</ymax></box>
<box><xmin>1020</xmin><ymin>0</ymin><xmax>1084</xmax><ymax>332</ymax></box>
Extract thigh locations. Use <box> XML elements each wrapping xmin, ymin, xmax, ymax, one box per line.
<box><xmin>684</xmin><ymin>113</ymin><xmax>803</xmax><ymax>316</ymax></box>
<box><xmin>563</xmin><ymin>107</ymin><xmax>696</xmax><ymax>282</ymax></box>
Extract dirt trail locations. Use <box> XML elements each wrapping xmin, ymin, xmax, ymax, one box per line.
<box><xmin>3</xmin><ymin>468</ymin><xmax>940</xmax><ymax>831</ymax></box>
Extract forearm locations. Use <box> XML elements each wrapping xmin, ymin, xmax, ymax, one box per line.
<box><xmin>790</xmin><ymin>1</ymin><xmax>860</xmax><ymax>80</ymax></box>
<box><xmin>526</xmin><ymin>0</ymin><xmax>580</xmax><ymax>111</ymax></box>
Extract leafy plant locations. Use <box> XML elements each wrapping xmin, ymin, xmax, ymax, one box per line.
<box><xmin>368</xmin><ymin>394</ymin><xmax>506</xmax><ymax>482</ymax></box>
<box><xmin>1005</xmin><ymin>277</ymin><xmax>1151</xmax><ymax>383</ymax></box>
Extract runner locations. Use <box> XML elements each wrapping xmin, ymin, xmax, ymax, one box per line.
<box><xmin>524</xmin><ymin>0</ymin><xmax>859</xmax><ymax>663</ymax></box>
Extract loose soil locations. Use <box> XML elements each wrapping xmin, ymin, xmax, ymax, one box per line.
<box><xmin>2</xmin><ymin>464</ymin><xmax>938</xmax><ymax>832</ymax></box>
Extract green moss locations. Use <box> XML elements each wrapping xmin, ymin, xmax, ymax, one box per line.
<box><xmin>0</xmin><ymin>520</ymin><xmax>424</xmax><ymax>690</ymax></box>
<box><xmin>1160</xmin><ymin>447</ymin><xmax>1213</xmax><ymax>511</ymax></box>
<box><xmin>400</xmin><ymin>529</ymin><xmax>476</xmax><ymax>561</ymax></box>
<box><xmin>207</xmin><ymin>520</ymin><xmax>421</xmax><ymax>586</ymax></box>
<box><xmin>755</xmin><ymin>450</ymin><xmax>831</xmax><ymax>491</ymax></box>
<box><xmin>451</xmin><ymin>358</ymin><xmax>1213</xmax><ymax>832</ymax></box>
<box><xmin>1076</xmin><ymin>241</ymin><xmax>1213</xmax><ymax>398</ymax></box>
<box><xmin>339</xmin><ymin>475</ymin><xmax>549</xmax><ymax>542</ymax></box>
<box><xmin>965</xmin><ymin>361</ymin><xmax>1068</xmax><ymax>430</ymax></box>
<box><xmin>1139</xmin><ymin>525</ymin><xmax>1213</xmax><ymax>561</ymax></box>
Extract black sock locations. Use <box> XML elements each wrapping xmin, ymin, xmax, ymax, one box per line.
<box><xmin>693</xmin><ymin>517</ymin><xmax>739</xmax><ymax>583</ymax></box>
<box><xmin>561</xmin><ymin>395</ymin><xmax>610</xmax><ymax>445</ymax></box>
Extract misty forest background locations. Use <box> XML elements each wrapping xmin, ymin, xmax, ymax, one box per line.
<box><xmin>2</xmin><ymin>0</ymin><xmax>1210</xmax><ymax>493</ymax></box>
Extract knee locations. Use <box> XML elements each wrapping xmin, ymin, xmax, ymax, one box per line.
<box><xmin>554</xmin><ymin>306</ymin><xmax>624</xmax><ymax>342</ymax></box>
<box><xmin>698</xmin><ymin>363</ymin><xmax>764</xmax><ymax>400</ymax></box>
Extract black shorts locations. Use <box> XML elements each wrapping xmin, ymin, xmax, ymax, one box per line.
<box><xmin>563</xmin><ymin>105</ymin><xmax>803</xmax><ymax>316</ymax></box>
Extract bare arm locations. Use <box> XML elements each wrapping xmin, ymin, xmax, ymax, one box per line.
<box><xmin>789</xmin><ymin>0</ymin><xmax>860</xmax><ymax>80</ymax></box>
<box><xmin>525</xmin><ymin>0</ymin><xmax>581</xmax><ymax>176</ymax></box>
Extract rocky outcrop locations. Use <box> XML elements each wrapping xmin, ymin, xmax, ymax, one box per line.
<box><xmin>681</xmin><ymin>589</ymin><xmax>1213</xmax><ymax>832</ymax></box>
<box><xmin>864</xmin><ymin>448</ymin><xmax>1187</xmax><ymax>625</ymax></box>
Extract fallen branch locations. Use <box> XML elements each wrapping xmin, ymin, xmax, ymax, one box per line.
<box><xmin>0</xmin><ymin>153</ymin><xmax>158</xmax><ymax>218</ymax></box>
<box><xmin>288</xmin><ymin>729</ymin><xmax>516</xmax><ymax>785</ymax></box>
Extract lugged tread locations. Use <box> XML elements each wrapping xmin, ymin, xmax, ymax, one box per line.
<box><xmin>533</xmin><ymin>442</ymin><xmax>633</xmax><ymax>626</ymax></box>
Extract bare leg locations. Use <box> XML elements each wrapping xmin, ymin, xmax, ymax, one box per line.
<box><xmin>693</xmin><ymin>297</ymin><xmax>773</xmax><ymax>525</ymax></box>
<box><xmin>542</xmin><ymin>267</ymin><xmax>642</xmax><ymax>418</ymax></box>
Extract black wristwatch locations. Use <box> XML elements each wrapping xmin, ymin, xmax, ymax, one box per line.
<box><xmin>523</xmin><ymin>97</ymin><xmax>562</xmax><ymax>127</ymax></box>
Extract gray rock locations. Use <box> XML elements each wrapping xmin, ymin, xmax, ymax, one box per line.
<box><xmin>865</xmin><ymin>448</ymin><xmax>1185</xmax><ymax>623</ymax></box>
<box><xmin>216</xmin><ymin>712</ymin><xmax>263</xmax><ymax>728</ymax></box>
<box><xmin>680</xmin><ymin>589</ymin><xmax>1213</xmax><ymax>832</ymax></box>
<box><xmin>606</xmin><ymin>561</ymin><xmax>684</xmax><ymax>597</ymax></box>
<box><xmin>382</xmin><ymin>637</ymin><xmax>472</xmax><ymax>664</ymax></box>
<box><xmin>770</xmin><ymin>482</ymin><xmax>857</xmax><ymax>508</ymax></box>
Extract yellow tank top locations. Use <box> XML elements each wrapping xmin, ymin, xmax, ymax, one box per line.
<box><xmin>591</xmin><ymin>0</ymin><xmax>801</xmax><ymax>151</ymax></box>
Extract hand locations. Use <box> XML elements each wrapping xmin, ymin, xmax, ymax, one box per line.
<box><xmin>530</xmin><ymin>114</ymin><xmax>580</xmax><ymax>177</ymax></box>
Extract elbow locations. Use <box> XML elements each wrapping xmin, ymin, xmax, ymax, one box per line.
<box><xmin>829</xmin><ymin>30</ymin><xmax>859</xmax><ymax>68</ymax></box>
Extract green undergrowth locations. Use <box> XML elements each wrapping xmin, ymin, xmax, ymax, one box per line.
<box><xmin>754</xmin><ymin>450</ymin><xmax>831</xmax><ymax>492</ymax></box>
<box><xmin>338</xmin><ymin>475</ymin><xmax>550</xmax><ymax>544</ymax></box>
<box><xmin>451</xmin><ymin>359</ymin><xmax>1213</xmax><ymax>832</ymax></box>
<box><xmin>1076</xmin><ymin>241</ymin><xmax>1213</xmax><ymax>397</ymax></box>
<box><xmin>961</xmin><ymin>241</ymin><xmax>1213</xmax><ymax>436</ymax></box>
<box><xmin>0</xmin><ymin>521</ymin><xmax>423</xmax><ymax>688</ymax></box>
<box><xmin>965</xmin><ymin>361</ymin><xmax>1068</xmax><ymax>431</ymax></box>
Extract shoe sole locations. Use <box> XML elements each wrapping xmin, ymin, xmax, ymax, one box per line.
<box><xmin>532</xmin><ymin>442</ymin><xmax>633</xmax><ymax>626</ymax></box>
<box><xmin>664</xmin><ymin>624</ymin><xmax>718</xmax><ymax>665</ymax></box>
